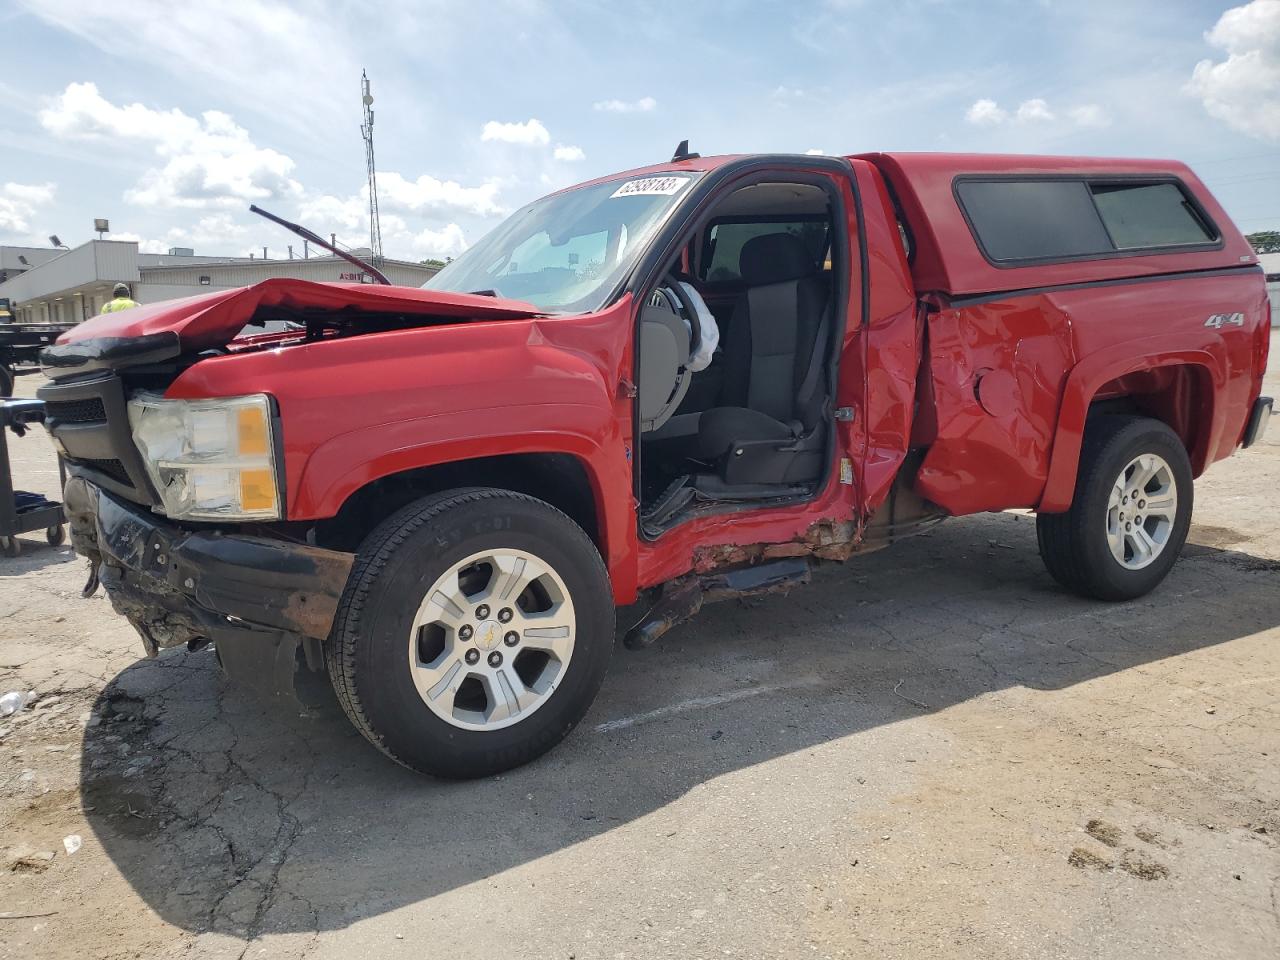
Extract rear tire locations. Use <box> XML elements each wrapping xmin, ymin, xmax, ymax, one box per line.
<box><xmin>326</xmin><ymin>488</ymin><xmax>615</xmax><ymax>779</ymax></box>
<box><xmin>1037</xmin><ymin>416</ymin><xmax>1193</xmax><ymax>601</ymax></box>
<box><xmin>0</xmin><ymin>364</ymin><xmax>13</xmax><ymax>398</ymax></box>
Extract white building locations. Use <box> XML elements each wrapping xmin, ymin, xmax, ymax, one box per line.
<box><xmin>0</xmin><ymin>245</ymin><xmax>64</xmax><ymax>285</ymax></box>
<box><xmin>1261</xmin><ymin>252</ymin><xmax>1280</xmax><ymax>327</ymax></box>
<box><xmin>0</xmin><ymin>240</ymin><xmax>440</xmax><ymax>325</ymax></box>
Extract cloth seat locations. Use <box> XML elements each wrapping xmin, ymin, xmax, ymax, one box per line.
<box><xmin>696</xmin><ymin>232</ymin><xmax>830</xmax><ymax>484</ymax></box>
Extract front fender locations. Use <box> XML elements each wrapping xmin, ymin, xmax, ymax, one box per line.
<box><xmin>291</xmin><ymin>403</ymin><xmax>637</xmax><ymax>597</ymax></box>
<box><xmin>293</xmin><ymin>403</ymin><xmax>620</xmax><ymax>517</ymax></box>
<box><xmin>1038</xmin><ymin>341</ymin><xmax>1221</xmax><ymax>512</ymax></box>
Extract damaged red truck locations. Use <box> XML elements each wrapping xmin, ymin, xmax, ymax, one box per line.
<box><xmin>37</xmin><ymin>151</ymin><xmax>1272</xmax><ymax>778</ymax></box>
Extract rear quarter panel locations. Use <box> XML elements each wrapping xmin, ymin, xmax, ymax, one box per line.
<box><xmin>914</xmin><ymin>269</ymin><xmax>1269</xmax><ymax>515</ymax></box>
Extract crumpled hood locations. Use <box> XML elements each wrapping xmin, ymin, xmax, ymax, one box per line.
<box><xmin>53</xmin><ymin>278</ymin><xmax>546</xmax><ymax>352</ymax></box>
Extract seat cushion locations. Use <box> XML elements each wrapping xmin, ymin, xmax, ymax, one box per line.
<box><xmin>698</xmin><ymin>406</ymin><xmax>793</xmax><ymax>461</ymax></box>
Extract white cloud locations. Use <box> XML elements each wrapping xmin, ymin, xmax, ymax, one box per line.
<box><xmin>296</xmin><ymin>193</ymin><xmax>366</xmax><ymax>234</ymax></box>
<box><xmin>299</xmin><ymin>171</ymin><xmax>500</xmax><ymax>260</ymax></box>
<box><xmin>965</xmin><ymin>98</ymin><xmax>1009</xmax><ymax>125</ymax></box>
<box><xmin>1068</xmin><ymin>104</ymin><xmax>1111</xmax><ymax>128</ymax></box>
<box><xmin>410</xmin><ymin>223</ymin><xmax>468</xmax><ymax>260</ymax></box>
<box><xmin>592</xmin><ymin>96</ymin><xmax>657</xmax><ymax>113</ymax></box>
<box><xmin>106</xmin><ymin>215</ymin><xmax>252</xmax><ymax>255</ymax></box>
<box><xmin>39</xmin><ymin>82</ymin><xmax>301</xmax><ymax>209</ymax></box>
<box><xmin>804</xmin><ymin>148</ymin><xmax>827</xmax><ymax>155</ymax></box>
<box><xmin>106</xmin><ymin>232</ymin><xmax>169</xmax><ymax>254</ymax></box>
<box><xmin>0</xmin><ymin>181</ymin><xmax>56</xmax><ymax>234</ymax></box>
<box><xmin>16</xmin><ymin>0</ymin><xmax>357</xmax><ymax>134</ymax></box>
<box><xmin>167</xmin><ymin>213</ymin><xmax>249</xmax><ymax>246</ymax></box>
<box><xmin>481</xmin><ymin>118</ymin><xmax>551</xmax><ymax>146</ymax></box>
<box><xmin>378</xmin><ymin>172</ymin><xmax>503</xmax><ymax>218</ymax></box>
<box><xmin>966</xmin><ymin>97</ymin><xmax>1108</xmax><ymax>129</ymax></box>
<box><xmin>1187</xmin><ymin>0</ymin><xmax>1280</xmax><ymax>142</ymax></box>
<box><xmin>553</xmin><ymin>144</ymin><xmax>585</xmax><ymax>162</ymax></box>
<box><xmin>1015</xmin><ymin>98</ymin><xmax>1055</xmax><ymax>122</ymax></box>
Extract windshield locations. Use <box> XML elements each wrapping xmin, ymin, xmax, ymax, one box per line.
<box><xmin>423</xmin><ymin>173</ymin><xmax>701</xmax><ymax>314</ymax></box>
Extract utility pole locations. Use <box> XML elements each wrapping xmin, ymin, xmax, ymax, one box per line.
<box><xmin>361</xmin><ymin>70</ymin><xmax>384</xmax><ymax>264</ymax></box>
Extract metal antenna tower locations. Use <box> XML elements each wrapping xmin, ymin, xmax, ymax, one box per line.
<box><xmin>360</xmin><ymin>70</ymin><xmax>384</xmax><ymax>263</ymax></box>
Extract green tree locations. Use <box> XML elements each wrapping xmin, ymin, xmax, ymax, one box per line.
<box><xmin>1245</xmin><ymin>230</ymin><xmax>1280</xmax><ymax>254</ymax></box>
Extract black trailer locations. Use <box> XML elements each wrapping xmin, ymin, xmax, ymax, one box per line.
<box><xmin>0</xmin><ymin>303</ymin><xmax>74</xmax><ymax>396</ymax></box>
<box><xmin>0</xmin><ymin>398</ymin><xmax>65</xmax><ymax>557</ymax></box>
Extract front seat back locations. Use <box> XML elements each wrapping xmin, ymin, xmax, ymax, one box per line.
<box><xmin>697</xmin><ymin>232</ymin><xmax>831</xmax><ymax>485</ymax></box>
<box><xmin>721</xmin><ymin>233</ymin><xmax>829</xmax><ymax>430</ymax></box>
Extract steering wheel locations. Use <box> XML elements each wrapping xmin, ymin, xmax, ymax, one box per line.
<box><xmin>660</xmin><ymin>272</ymin><xmax>702</xmax><ymax>356</ymax></box>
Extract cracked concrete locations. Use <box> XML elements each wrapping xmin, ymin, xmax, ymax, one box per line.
<box><xmin>2</xmin><ymin>347</ymin><xmax>1279</xmax><ymax>960</ymax></box>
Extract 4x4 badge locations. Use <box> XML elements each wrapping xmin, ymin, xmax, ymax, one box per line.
<box><xmin>1205</xmin><ymin>312</ymin><xmax>1245</xmax><ymax>329</ymax></box>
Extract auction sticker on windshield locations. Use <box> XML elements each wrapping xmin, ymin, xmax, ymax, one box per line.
<box><xmin>610</xmin><ymin>177</ymin><xmax>691</xmax><ymax>199</ymax></box>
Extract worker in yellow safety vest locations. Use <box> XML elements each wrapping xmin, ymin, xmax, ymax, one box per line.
<box><xmin>100</xmin><ymin>283</ymin><xmax>140</xmax><ymax>314</ymax></box>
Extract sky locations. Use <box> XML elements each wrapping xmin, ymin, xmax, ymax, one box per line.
<box><xmin>0</xmin><ymin>0</ymin><xmax>1278</xmax><ymax>262</ymax></box>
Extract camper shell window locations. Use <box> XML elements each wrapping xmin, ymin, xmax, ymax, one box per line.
<box><xmin>954</xmin><ymin>175</ymin><xmax>1220</xmax><ymax>267</ymax></box>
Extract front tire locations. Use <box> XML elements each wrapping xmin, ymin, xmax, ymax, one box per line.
<box><xmin>1037</xmin><ymin>416</ymin><xmax>1193</xmax><ymax>601</ymax></box>
<box><xmin>326</xmin><ymin>488</ymin><xmax>615</xmax><ymax>778</ymax></box>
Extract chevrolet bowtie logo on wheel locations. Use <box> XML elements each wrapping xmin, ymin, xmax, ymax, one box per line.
<box><xmin>1205</xmin><ymin>312</ymin><xmax>1246</xmax><ymax>328</ymax></box>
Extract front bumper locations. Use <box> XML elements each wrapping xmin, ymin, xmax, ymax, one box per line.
<box><xmin>64</xmin><ymin>476</ymin><xmax>354</xmax><ymax>699</ymax></box>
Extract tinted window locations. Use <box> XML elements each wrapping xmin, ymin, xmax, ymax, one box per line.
<box><xmin>1090</xmin><ymin>182</ymin><xmax>1215</xmax><ymax>249</ymax></box>
<box><xmin>955</xmin><ymin>180</ymin><xmax>1112</xmax><ymax>262</ymax></box>
<box><xmin>701</xmin><ymin>220</ymin><xmax>829</xmax><ymax>282</ymax></box>
<box><xmin>956</xmin><ymin>177</ymin><xmax>1218</xmax><ymax>265</ymax></box>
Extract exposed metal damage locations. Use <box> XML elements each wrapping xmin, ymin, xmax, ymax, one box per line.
<box><xmin>629</xmin><ymin>484</ymin><xmax>948</xmax><ymax>649</ymax></box>
<box><xmin>63</xmin><ymin>475</ymin><xmax>354</xmax><ymax>696</ymax></box>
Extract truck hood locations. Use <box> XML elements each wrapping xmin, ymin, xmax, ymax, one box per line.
<box><xmin>44</xmin><ymin>278</ymin><xmax>547</xmax><ymax>374</ymax></box>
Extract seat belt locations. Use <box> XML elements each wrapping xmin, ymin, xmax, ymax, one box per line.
<box><xmin>792</xmin><ymin>302</ymin><xmax>833</xmax><ymax>435</ymax></box>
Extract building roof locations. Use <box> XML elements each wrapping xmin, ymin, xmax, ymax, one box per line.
<box><xmin>0</xmin><ymin>245</ymin><xmax>63</xmax><ymax>272</ymax></box>
<box><xmin>0</xmin><ymin>239</ymin><xmax>436</xmax><ymax>306</ymax></box>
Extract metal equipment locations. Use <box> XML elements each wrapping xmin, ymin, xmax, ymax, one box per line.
<box><xmin>0</xmin><ymin>398</ymin><xmax>65</xmax><ymax>557</ymax></box>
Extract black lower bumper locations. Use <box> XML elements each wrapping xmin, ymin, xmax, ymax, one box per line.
<box><xmin>1242</xmin><ymin>396</ymin><xmax>1273</xmax><ymax>449</ymax></box>
<box><xmin>63</xmin><ymin>476</ymin><xmax>355</xmax><ymax>699</ymax></box>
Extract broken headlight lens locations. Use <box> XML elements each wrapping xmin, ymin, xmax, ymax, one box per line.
<box><xmin>127</xmin><ymin>393</ymin><xmax>281</xmax><ymax>521</ymax></box>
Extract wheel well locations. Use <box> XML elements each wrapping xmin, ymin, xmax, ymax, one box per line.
<box><xmin>316</xmin><ymin>453</ymin><xmax>602</xmax><ymax>553</ymax></box>
<box><xmin>1088</xmin><ymin>363</ymin><xmax>1213</xmax><ymax>473</ymax></box>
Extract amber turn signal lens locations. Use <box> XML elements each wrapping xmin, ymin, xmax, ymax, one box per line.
<box><xmin>239</xmin><ymin>468</ymin><xmax>277</xmax><ymax>513</ymax></box>
<box><xmin>237</xmin><ymin>406</ymin><xmax>270</xmax><ymax>457</ymax></box>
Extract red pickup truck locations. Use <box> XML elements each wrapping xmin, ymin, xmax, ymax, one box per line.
<box><xmin>38</xmin><ymin>151</ymin><xmax>1272</xmax><ymax>778</ymax></box>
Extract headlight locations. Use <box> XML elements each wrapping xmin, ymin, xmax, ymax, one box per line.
<box><xmin>127</xmin><ymin>393</ymin><xmax>281</xmax><ymax>521</ymax></box>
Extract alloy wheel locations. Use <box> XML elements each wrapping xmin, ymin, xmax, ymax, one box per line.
<box><xmin>1105</xmin><ymin>453</ymin><xmax>1178</xmax><ymax>571</ymax></box>
<box><xmin>407</xmin><ymin>548</ymin><xmax>576</xmax><ymax>730</ymax></box>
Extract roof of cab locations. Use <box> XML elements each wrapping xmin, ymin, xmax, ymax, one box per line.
<box><xmin>855</xmin><ymin>152</ymin><xmax>1257</xmax><ymax>298</ymax></box>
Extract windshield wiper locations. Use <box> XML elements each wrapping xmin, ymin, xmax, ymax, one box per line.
<box><xmin>249</xmin><ymin>204</ymin><xmax>391</xmax><ymax>285</ymax></box>
<box><xmin>467</xmin><ymin>289</ymin><xmax>499</xmax><ymax>298</ymax></box>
